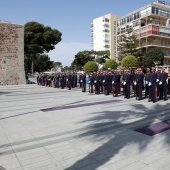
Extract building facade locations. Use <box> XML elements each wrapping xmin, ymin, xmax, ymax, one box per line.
<box><xmin>91</xmin><ymin>14</ymin><xmax>119</xmax><ymax>60</ymax></box>
<box><xmin>117</xmin><ymin>1</ymin><xmax>170</xmax><ymax>65</ymax></box>
<box><xmin>0</xmin><ymin>21</ymin><xmax>25</xmax><ymax>85</ymax></box>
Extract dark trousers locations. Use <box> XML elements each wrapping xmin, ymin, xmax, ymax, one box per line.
<box><xmin>125</xmin><ymin>84</ymin><xmax>130</xmax><ymax>98</ymax></box>
<box><xmin>136</xmin><ymin>85</ymin><xmax>142</xmax><ymax>99</ymax></box>
<box><xmin>150</xmin><ymin>85</ymin><xmax>156</xmax><ymax>102</ymax></box>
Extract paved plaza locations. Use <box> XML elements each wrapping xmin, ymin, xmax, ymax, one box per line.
<box><xmin>0</xmin><ymin>85</ymin><xmax>170</xmax><ymax>170</ymax></box>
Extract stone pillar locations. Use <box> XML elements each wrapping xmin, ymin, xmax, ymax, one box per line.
<box><xmin>0</xmin><ymin>21</ymin><xmax>26</xmax><ymax>85</ymax></box>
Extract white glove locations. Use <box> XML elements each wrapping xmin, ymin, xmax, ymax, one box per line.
<box><xmin>134</xmin><ymin>81</ymin><xmax>137</xmax><ymax>85</ymax></box>
<box><xmin>156</xmin><ymin>79</ymin><xmax>159</xmax><ymax>82</ymax></box>
<box><xmin>123</xmin><ymin>82</ymin><xmax>126</xmax><ymax>85</ymax></box>
<box><xmin>145</xmin><ymin>81</ymin><xmax>148</xmax><ymax>84</ymax></box>
<box><xmin>159</xmin><ymin>81</ymin><xmax>162</xmax><ymax>85</ymax></box>
<box><xmin>148</xmin><ymin>82</ymin><xmax>151</xmax><ymax>86</ymax></box>
<box><xmin>89</xmin><ymin>81</ymin><xmax>91</xmax><ymax>83</ymax></box>
<box><xmin>80</xmin><ymin>80</ymin><xmax>83</xmax><ymax>82</ymax></box>
<box><xmin>94</xmin><ymin>80</ymin><xmax>97</xmax><ymax>83</ymax></box>
<box><xmin>112</xmin><ymin>81</ymin><xmax>114</xmax><ymax>84</ymax></box>
<box><xmin>103</xmin><ymin>80</ymin><xmax>105</xmax><ymax>83</ymax></box>
<box><xmin>166</xmin><ymin>79</ymin><xmax>168</xmax><ymax>84</ymax></box>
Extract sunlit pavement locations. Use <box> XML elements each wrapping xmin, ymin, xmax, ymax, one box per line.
<box><xmin>0</xmin><ymin>84</ymin><xmax>170</xmax><ymax>170</ymax></box>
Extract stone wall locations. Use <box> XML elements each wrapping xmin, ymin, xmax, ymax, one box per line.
<box><xmin>0</xmin><ymin>21</ymin><xmax>26</xmax><ymax>85</ymax></box>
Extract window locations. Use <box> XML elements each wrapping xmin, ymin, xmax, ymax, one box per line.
<box><xmin>152</xmin><ymin>7</ymin><xmax>155</xmax><ymax>14</ymax></box>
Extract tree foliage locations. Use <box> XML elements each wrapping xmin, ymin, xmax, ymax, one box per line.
<box><xmin>144</xmin><ymin>47</ymin><xmax>164</xmax><ymax>66</ymax></box>
<box><xmin>72</xmin><ymin>50</ymin><xmax>110</xmax><ymax>67</ymax></box>
<box><xmin>25</xmin><ymin>54</ymin><xmax>53</xmax><ymax>74</ymax></box>
<box><xmin>121</xmin><ymin>55</ymin><xmax>138</xmax><ymax>67</ymax></box>
<box><xmin>118</xmin><ymin>29</ymin><xmax>138</xmax><ymax>60</ymax></box>
<box><xmin>103</xmin><ymin>59</ymin><xmax>117</xmax><ymax>69</ymax></box>
<box><xmin>24</xmin><ymin>21</ymin><xmax>62</xmax><ymax>73</ymax></box>
<box><xmin>84</xmin><ymin>61</ymin><xmax>98</xmax><ymax>73</ymax></box>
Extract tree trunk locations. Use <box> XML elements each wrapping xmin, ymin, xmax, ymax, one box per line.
<box><xmin>31</xmin><ymin>56</ymin><xmax>34</xmax><ymax>74</ymax></box>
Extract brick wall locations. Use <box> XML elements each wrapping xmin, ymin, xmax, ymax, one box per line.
<box><xmin>0</xmin><ymin>22</ymin><xmax>26</xmax><ymax>85</ymax></box>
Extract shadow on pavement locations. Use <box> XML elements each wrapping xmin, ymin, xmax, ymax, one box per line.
<box><xmin>65</xmin><ymin>103</ymin><xmax>170</xmax><ymax>170</ymax></box>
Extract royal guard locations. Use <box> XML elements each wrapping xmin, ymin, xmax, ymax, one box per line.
<box><xmin>145</xmin><ymin>67</ymin><xmax>151</xmax><ymax>99</ymax></box>
<box><xmin>56</xmin><ymin>73</ymin><xmax>60</xmax><ymax>88</ymax></box>
<box><xmin>74</xmin><ymin>72</ymin><xmax>78</xmax><ymax>87</ymax></box>
<box><xmin>67</xmin><ymin>72</ymin><xmax>72</xmax><ymax>90</ymax></box>
<box><xmin>112</xmin><ymin>69</ymin><xmax>121</xmax><ymax>97</ymax></box>
<box><xmin>168</xmin><ymin>69</ymin><xmax>170</xmax><ymax>95</ymax></box>
<box><xmin>60</xmin><ymin>73</ymin><xmax>65</xmax><ymax>89</ymax></box>
<box><xmin>99</xmin><ymin>72</ymin><xmax>104</xmax><ymax>93</ymax></box>
<box><xmin>93</xmin><ymin>72</ymin><xmax>99</xmax><ymax>94</ymax></box>
<box><xmin>134</xmin><ymin>66</ymin><xmax>144</xmax><ymax>100</ymax></box>
<box><xmin>159</xmin><ymin>67</ymin><xmax>168</xmax><ymax>101</ymax></box>
<box><xmin>89</xmin><ymin>73</ymin><xmax>94</xmax><ymax>93</ymax></box>
<box><xmin>122</xmin><ymin>67</ymin><xmax>131</xmax><ymax>99</ymax></box>
<box><xmin>79</xmin><ymin>73</ymin><xmax>83</xmax><ymax>88</ymax></box>
<box><xmin>103</xmin><ymin>71</ymin><xmax>110</xmax><ymax>95</ymax></box>
<box><xmin>148</xmin><ymin>67</ymin><xmax>157</xmax><ymax>103</ymax></box>
<box><xmin>81</xmin><ymin>72</ymin><xmax>86</xmax><ymax>92</ymax></box>
<box><xmin>133</xmin><ymin>68</ymin><xmax>137</xmax><ymax>97</ymax></box>
<box><xmin>156</xmin><ymin>67</ymin><xmax>162</xmax><ymax>97</ymax></box>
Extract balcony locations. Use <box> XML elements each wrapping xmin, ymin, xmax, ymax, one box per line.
<box><xmin>134</xmin><ymin>25</ymin><xmax>170</xmax><ymax>39</ymax></box>
<box><xmin>138</xmin><ymin>40</ymin><xmax>170</xmax><ymax>48</ymax></box>
<box><xmin>103</xmin><ymin>40</ymin><xmax>110</xmax><ymax>43</ymax></box>
<box><xmin>103</xmin><ymin>29</ymin><xmax>110</xmax><ymax>33</ymax></box>
<box><xmin>103</xmin><ymin>24</ymin><xmax>109</xmax><ymax>28</ymax></box>
<box><xmin>104</xmin><ymin>45</ymin><xmax>110</xmax><ymax>48</ymax></box>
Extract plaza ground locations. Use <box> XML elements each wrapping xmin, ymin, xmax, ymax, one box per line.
<box><xmin>0</xmin><ymin>84</ymin><xmax>170</xmax><ymax>170</ymax></box>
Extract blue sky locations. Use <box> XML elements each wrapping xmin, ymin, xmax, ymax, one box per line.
<box><xmin>0</xmin><ymin>0</ymin><xmax>155</xmax><ymax>66</ymax></box>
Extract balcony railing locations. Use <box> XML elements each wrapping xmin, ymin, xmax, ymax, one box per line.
<box><xmin>139</xmin><ymin>41</ymin><xmax>170</xmax><ymax>47</ymax></box>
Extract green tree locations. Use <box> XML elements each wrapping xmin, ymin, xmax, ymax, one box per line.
<box><xmin>24</xmin><ymin>21</ymin><xmax>62</xmax><ymax>74</ymax></box>
<box><xmin>52</xmin><ymin>62</ymin><xmax>63</xmax><ymax>72</ymax></box>
<box><xmin>34</xmin><ymin>54</ymin><xmax>54</xmax><ymax>73</ymax></box>
<box><xmin>118</xmin><ymin>29</ymin><xmax>138</xmax><ymax>60</ymax></box>
<box><xmin>84</xmin><ymin>61</ymin><xmax>98</xmax><ymax>73</ymax></box>
<box><xmin>103</xmin><ymin>59</ymin><xmax>117</xmax><ymax>69</ymax></box>
<box><xmin>62</xmin><ymin>66</ymin><xmax>71</xmax><ymax>72</ymax></box>
<box><xmin>72</xmin><ymin>50</ymin><xmax>110</xmax><ymax>67</ymax></box>
<box><xmin>144</xmin><ymin>47</ymin><xmax>164</xmax><ymax>66</ymax></box>
<box><xmin>121</xmin><ymin>55</ymin><xmax>138</xmax><ymax>67</ymax></box>
<box><xmin>72</xmin><ymin>51</ymin><xmax>95</xmax><ymax>67</ymax></box>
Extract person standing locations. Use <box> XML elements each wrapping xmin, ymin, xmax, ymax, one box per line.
<box><xmin>112</xmin><ymin>69</ymin><xmax>121</xmax><ymax>97</ymax></box>
<box><xmin>134</xmin><ymin>66</ymin><xmax>144</xmax><ymax>100</ymax></box>
<box><xmin>122</xmin><ymin>67</ymin><xmax>131</xmax><ymax>99</ymax></box>
<box><xmin>159</xmin><ymin>68</ymin><xmax>168</xmax><ymax>101</ymax></box>
<box><xmin>82</xmin><ymin>72</ymin><xmax>86</xmax><ymax>92</ymax></box>
<box><xmin>149</xmin><ymin>67</ymin><xmax>157</xmax><ymax>103</ymax></box>
<box><xmin>145</xmin><ymin>67</ymin><xmax>151</xmax><ymax>99</ymax></box>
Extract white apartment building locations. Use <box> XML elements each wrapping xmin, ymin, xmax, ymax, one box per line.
<box><xmin>117</xmin><ymin>0</ymin><xmax>170</xmax><ymax>65</ymax></box>
<box><xmin>91</xmin><ymin>14</ymin><xmax>119</xmax><ymax>60</ymax></box>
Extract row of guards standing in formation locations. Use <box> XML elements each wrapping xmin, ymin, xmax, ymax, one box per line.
<box><xmin>37</xmin><ymin>66</ymin><xmax>170</xmax><ymax>103</ymax></box>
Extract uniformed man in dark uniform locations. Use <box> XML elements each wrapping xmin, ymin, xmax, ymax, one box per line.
<box><xmin>89</xmin><ymin>73</ymin><xmax>94</xmax><ymax>93</ymax></box>
<box><xmin>134</xmin><ymin>66</ymin><xmax>144</xmax><ymax>100</ymax></box>
<box><xmin>159</xmin><ymin>67</ymin><xmax>168</xmax><ymax>101</ymax></box>
<box><xmin>82</xmin><ymin>72</ymin><xmax>86</xmax><ymax>92</ymax></box>
<box><xmin>112</xmin><ymin>69</ymin><xmax>121</xmax><ymax>97</ymax></box>
<box><xmin>122</xmin><ymin>67</ymin><xmax>131</xmax><ymax>99</ymax></box>
<box><xmin>145</xmin><ymin>67</ymin><xmax>151</xmax><ymax>99</ymax></box>
<box><xmin>148</xmin><ymin>67</ymin><xmax>157</xmax><ymax>103</ymax></box>
<box><xmin>67</xmin><ymin>72</ymin><xmax>72</xmax><ymax>90</ymax></box>
<box><xmin>94</xmin><ymin>72</ymin><xmax>100</xmax><ymax>94</ymax></box>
